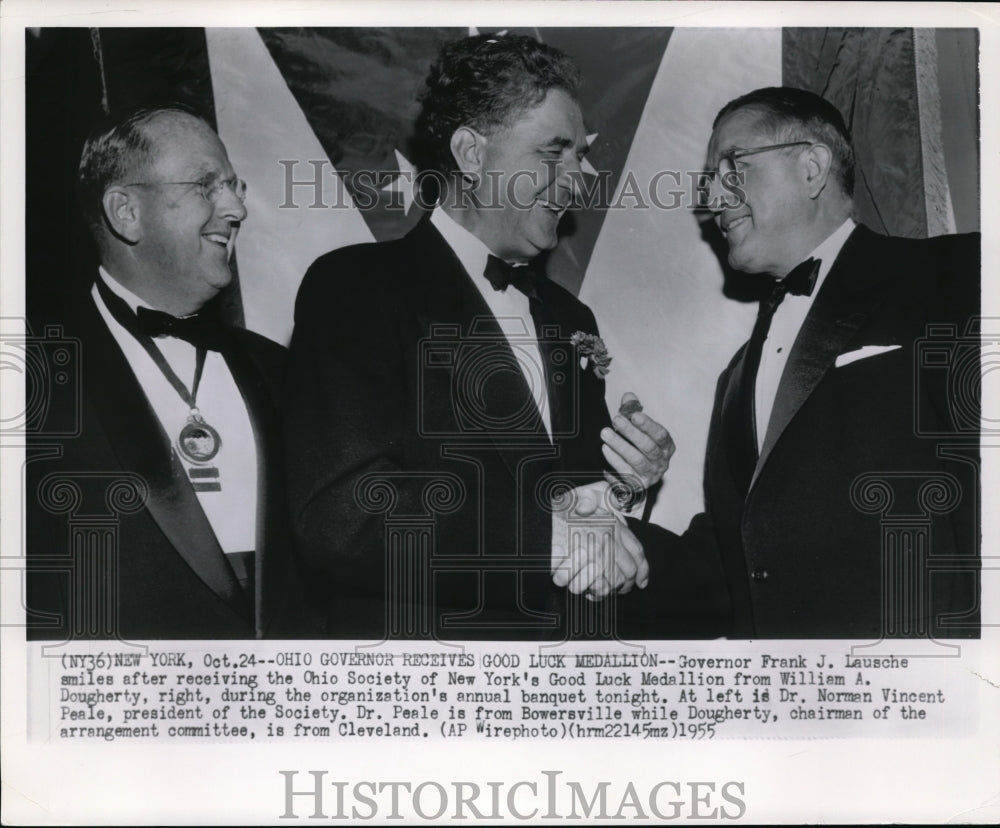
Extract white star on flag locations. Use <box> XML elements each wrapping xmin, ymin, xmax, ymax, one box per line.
<box><xmin>381</xmin><ymin>149</ymin><xmax>418</xmax><ymax>215</ymax></box>
<box><xmin>582</xmin><ymin>133</ymin><xmax>599</xmax><ymax>176</ymax></box>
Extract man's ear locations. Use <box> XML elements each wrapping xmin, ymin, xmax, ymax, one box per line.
<box><xmin>802</xmin><ymin>143</ymin><xmax>834</xmax><ymax>199</ymax></box>
<box><xmin>449</xmin><ymin>126</ymin><xmax>486</xmax><ymax>180</ymax></box>
<box><xmin>102</xmin><ymin>187</ymin><xmax>142</xmax><ymax>244</ymax></box>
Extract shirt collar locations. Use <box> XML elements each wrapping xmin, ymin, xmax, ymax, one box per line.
<box><xmin>431</xmin><ymin>206</ymin><xmax>518</xmax><ymax>286</ymax></box>
<box><xmin>97</xmin><ymin>266</ymin><xmax>154</xmax><ymax>313</ymax></box>
<box><xmin>806</xmin><ymin>217</ymin><xmax>857</xmax><ymax>294</ymax></box>
<box><xmin>97</xmin><ymin>266</ymin><xmax>200</xmax><ymax>318</ymax></box>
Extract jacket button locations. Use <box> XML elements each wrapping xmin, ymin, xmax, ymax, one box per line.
<box><xmin>751</xmin><ymin>569</ymin><xmax>769</xmax><ymax>582</ymax></box>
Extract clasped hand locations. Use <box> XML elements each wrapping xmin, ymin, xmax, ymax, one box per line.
<box><xmin>550</xmin><ymin>481</ymin><xmax>649</xmax><ymax>601</ymax></box>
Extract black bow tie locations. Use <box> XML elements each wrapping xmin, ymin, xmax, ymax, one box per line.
<box><xmin>780</xmin><ymin>257</ymin><xmax>821</xmax><ymax>298</ymax></box>
<box><xmin>95</xmin><ymin>275</ymin><xmax>226</xmax><ymax>351</ymax></box>
<box><xmin>135</xmin><ymin>306</ymin><xmax>225</xmax><ymax>350</ymax></box>
<box><xmin>484</xmin><ymin>255</ymin><xmax>540</xmax><ymax>301</ymax></box>
<box><xmin>761</xmin><ymin>257</ymin><xmax>821</xmax><ymax>315</ymax></box>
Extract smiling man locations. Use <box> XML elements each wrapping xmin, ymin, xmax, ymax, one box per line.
<box><xmin>646</xmin><ymin>87</ymin><xmax>980</xmax><ymax>639</ymax></box>
<box><xmin>284</xmin><ymin>34</ymin><xmax>673</xmax><ymax>640</ymax></box>
<box><xmin>27</xmin><ymin>105</ymin><xmax>310</xmax><ymax>639</ymax></box>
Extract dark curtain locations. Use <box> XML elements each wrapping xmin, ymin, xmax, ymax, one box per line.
<box><xmin>784</xmin><ymin>27</ymin><xmax>979</xmax><ymax>238</ymax></box>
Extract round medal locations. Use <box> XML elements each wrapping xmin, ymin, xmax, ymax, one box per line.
<box><xmin>177</xmin><ymin>418</ymin><xmax>222</xmax><ymax>464</ymax></box>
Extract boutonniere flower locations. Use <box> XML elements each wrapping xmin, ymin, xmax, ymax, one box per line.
<box><xmin>571</xmin><ymin>331</ymin><xmax>612</xmax><ymax>378</ymax></box>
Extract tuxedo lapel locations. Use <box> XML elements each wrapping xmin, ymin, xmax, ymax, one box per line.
<box><xmin>720</xmin><ymin>343</ymin><xmax>751</xmax><ymax>486</ymax></box>
<box><xmin>407</xmin><ymin>220</ymin><xmax>549</xmax><ymax>482</ymax></box>
<box><xmin>76</xmin><ymin>296</ymin><xmax>250</xmax><ymax>618</ymax></box>
<box><xmin>753</xmin><ymin>226</ymin><xmax>897</xmax><ymax>487</ymax></box>
<box><xmin>531</xmin><ymin>276</ymin><xmax>578</xmax><ymax>445</ymax></box>
<box><xmin>219</xmin><ymin>333</ymin><xmax>284</xmax><ymax>637</ymax></box>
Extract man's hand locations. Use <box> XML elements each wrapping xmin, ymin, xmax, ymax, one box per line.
<box><xmin>601</xmin><ymin>392</ymin><xmax>675</xmax><ymax>490</ymax></box>
<box><xmin>550</xmin><ymin>481</ymin><xmax>649</xmax><ymax>600</ymax></box>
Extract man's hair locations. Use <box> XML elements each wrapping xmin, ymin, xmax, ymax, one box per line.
<box><xmin>77</xmin><ymin>103</ymin><xmax>205</xmax><ymax>231</ymax></box>
<box><xmin>714</xmin><ymin>87</ymin><xmax>855</xmax><ymax>198</ymax></box>
<box><xmin>413</xmin><ymin>33</ymin><xmax>581</xmax><ymax>176</ymax></box>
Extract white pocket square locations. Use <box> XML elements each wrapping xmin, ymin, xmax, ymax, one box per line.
<box><xmin>835</xmin><ymin>344</ymin><xmax>901</xmax><ymax>368</ymax></box>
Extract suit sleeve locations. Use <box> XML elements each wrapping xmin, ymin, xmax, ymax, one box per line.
<box><xmin>620</xmin><ymin>367</ymin><xmax>734</xmax><ymax>638</ymax></box>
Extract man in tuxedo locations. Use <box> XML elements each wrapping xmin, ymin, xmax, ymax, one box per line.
<box><xmin>650</xmin><ymin>86</ymin><xmax>980</xmax><ymax>639</ymax></box>
<box><xmin>284</xmin><ymin>34</ymin><xmax>673</xmax><ymax>640</ymax></box>
<box><xmin>27</xmin><ymin>106</ymin><xmax>309</xmax><ymax>640</ymax></box>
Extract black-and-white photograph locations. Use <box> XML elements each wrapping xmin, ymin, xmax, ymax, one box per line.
<box><xmin>20</xmin><ymin>22</ymin><xmax>983</xmax><ymax>642</ymax></box>
<box><xmin>2</xmin><ymin>1</ymin><xmax>997</xmax><ymax>824</ymax></box>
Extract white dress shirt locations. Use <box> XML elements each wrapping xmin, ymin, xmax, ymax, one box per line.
<box><xmin>755</xmin><ymin>218</ymin><xmax>857</xmax><ymax>450</ymax></box>
<box><xmin>92</xmin><ymin>268</ymin><xmax>258</xmax><ymax>553</ymax></box>
<box><xmin>430</xmin><ymin>207</ymin><xmax>553</xmax><ymax>440</ymax></box>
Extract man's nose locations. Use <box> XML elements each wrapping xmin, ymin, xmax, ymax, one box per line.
<box><xmin>706</xmin><ymin>171</ymin><xmax>728</xmax><ymax>214</ymax></box>
<box><xmin>706</xmin><ymin>169</ymin><xmax>741</xmax><ymax>214</ymax></box>
<box><xmin>556</xmin><ymin>155</ymin><xmax>585</xmax><ymax>202</ymax></box>
<box><xmin>564</xmin><ymin>151</ymin><xmax>584</xmax><ymax>177</ymax></box>
<box><xmin>216</xmin><ymin>181</ymin><xmax>248</xmax><ymax>222</ymax></box>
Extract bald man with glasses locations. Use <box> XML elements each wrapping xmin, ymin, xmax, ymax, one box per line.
<box><xmin>642</xmin><ymin>87</ymin><xmax>980</xmax><ymax>640</ymax></box>
<box><xmin>26</xmin><ymin>105</ymin><xmax>313</xmax><ymax>640</ymax></box>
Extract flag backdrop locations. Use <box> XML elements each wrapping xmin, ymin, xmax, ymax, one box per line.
<box><xmin>25</xmin><ymin>26</ymin><xmax>979</xmax><ymax>531</ymax></box>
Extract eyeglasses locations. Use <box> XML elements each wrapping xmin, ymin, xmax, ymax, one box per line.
<box><xmin>698</xmin><ymin>141</ymin><xmax>814</xmax><ymax>209</ymax></box>
<box><xmin>122</xmin><ymin>174</ymin><xmax>248</xmax><ymax>203</ymax></box>
<box><xmin>710</xmin><ymin>141</ymin><xmax>814</xmax><ymax>179</ymax></box>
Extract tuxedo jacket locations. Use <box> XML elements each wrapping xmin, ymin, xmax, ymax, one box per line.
<box><xmin>26</xmin><ymin>287</ymin><xmax>312</xmax><ymax>640</ymax></box>
<box><xmin>653</xmin><ymin>225</ymin><xmax>981</xmax><ymax>639</ymax></box>
<box><xmin>283</xmin><ymin>217</ymin><xmax>614</xmax><ymax>639</ymax></box>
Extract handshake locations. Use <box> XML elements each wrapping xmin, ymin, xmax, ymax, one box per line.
<box><xmin>550</xmin><ymin>480</ymin><xmax>649</xmax><ymax>601</ymax></box>
<box><xmin>549</xmin><ymin>392</ymin><xmax>673</xmax><ymax>601</ymax></box>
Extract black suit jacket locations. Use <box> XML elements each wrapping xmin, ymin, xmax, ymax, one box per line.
<box><xmin>26</xmin><ymin>287</ymin><xmax>311</xmax><ymax>640</ymax></box>
<box><xmin>284</xmin><ymin>217</ymin><xmax>614</xmax><ymax>639</ymax></box>
<box><xmin>647</xmin><ymin>225</ymin><xmax>981</xmax><ymax>639</ymax></box>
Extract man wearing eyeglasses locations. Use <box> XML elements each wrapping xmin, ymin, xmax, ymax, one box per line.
<box><xmin>26</xmin><ymin>105</ymin><xmax>312</xmax><ymax>639</ymax></box>
<box><xmin>644</xmin><ymin>86</ymin><xmax>980</xmax><ymax>639</ymax></box>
